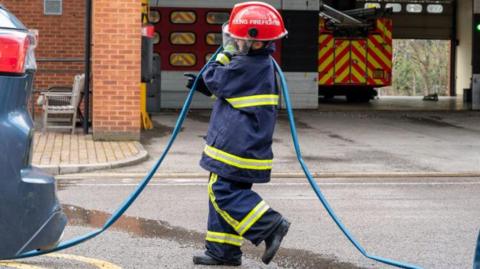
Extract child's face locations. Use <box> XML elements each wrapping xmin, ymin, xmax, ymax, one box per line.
<box><xmin>235</xmin><ymin>40</ymin><xmax>264</xmax><ymax>52</ymax></box>
<box><xmin>251</xmin><ymin>41</ymin><xmax>265</xmax><ymax>50</ymax></box>
<box><xmin>235</xmin><ymin>39</ymin><xmax>248</xmax><ymax>52</ymax></box>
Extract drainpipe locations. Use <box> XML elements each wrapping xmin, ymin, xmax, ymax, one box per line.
<box><xmin>450</xmin><ymin>0</ymin><xmax>457</xmax><ymax>96</ymax></box>
<box><xmin>83</xmin><ymin>0</ymin><xmax>92</xmax><ymax>134</ymax></box>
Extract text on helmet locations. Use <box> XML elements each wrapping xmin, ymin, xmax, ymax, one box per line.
<box><xmin>232</xmin><ymin>18</ymin><xmax>280</xmax><ymax>26</ymax></box>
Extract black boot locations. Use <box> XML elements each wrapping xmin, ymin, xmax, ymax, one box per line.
<box><xmin>261</xmin><ymin>219</ymin><xmax>290</xmax><ymax>264</ymax></box>
<box><xmin>193</xmin><ymin>253</ymin><xmax>241</xmax><ymax>266</ymax></box>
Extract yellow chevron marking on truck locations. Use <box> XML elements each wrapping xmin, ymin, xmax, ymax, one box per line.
<box><xmin>373</xmin><ymin>34</ymin><xmax>390</xmax><ymax>52</ymax></box>
<box><xmin>351</xmin><ymin>41</ymin><xmax>367</xmax><ymax>83</ymax></box>
<box><xmin>367</xmin><ymin>39</ymin><xmax>390</xmax><ymax>69</ymax></box>
<box><xmin>377</xmin><ymin>19</ymin><xmax>392</xmax><ymax>40</ymax></box>
<box><xmin>334</xmin><ymin>40</ymin><xmax>350</xmax><ymax>83</ymax></box>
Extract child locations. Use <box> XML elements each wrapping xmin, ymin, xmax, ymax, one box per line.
<box><xmin>185</xmin><ymin>2</ymin><xmax>290</xmax><ymax>266</ymax></box>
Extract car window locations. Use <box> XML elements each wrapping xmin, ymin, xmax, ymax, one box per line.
<box><xmin>0</xmin><ymin>8</ymin><xmax>26</xmax><ymax>29</ymax></box>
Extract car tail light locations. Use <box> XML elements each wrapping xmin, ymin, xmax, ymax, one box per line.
<box><xmin>0</xmin><ymin>29</ymin><xmax>37</xmax><ymax>74</ymax></box>
<box><xmin>142</xmin><ymin>25</ymin><xmax>154</xmax><ymax>38</ymax></box>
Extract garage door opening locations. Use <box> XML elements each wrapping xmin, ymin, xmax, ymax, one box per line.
<box><xmin>380</xmin><ymin>39</ymin><xmax>451</xmax><ymax>97</ymax></box>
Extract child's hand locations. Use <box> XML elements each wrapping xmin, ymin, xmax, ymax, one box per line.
<box><xmin>184</xmin><ymin>73</ymin><xmax>212</xmax><ymax>97</ymax></box>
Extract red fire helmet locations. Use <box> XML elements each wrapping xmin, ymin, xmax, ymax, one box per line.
<box><xmin>225</xmin><ymin>1</ymin><xmax>288</xmax><ymax>41</ymax></box>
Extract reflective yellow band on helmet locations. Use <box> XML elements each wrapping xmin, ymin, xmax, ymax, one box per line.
<box><xmin>226</xmin><ymin>94</ymin><xmax>279</xmax><ymax>108</ymax></box>
<box><xmin>204</xmin><ymin>145</ymin><xmax>272</xmax><ymax>170</ymax></box>
<box><xmin>206</xmin><ymin>231</ymin><xmax>244</xmax><ymax>246</ymax></box>
<box><xmin>236</xmin><ymin>200</ymin><xmax>270</xmax><ymax>235</ymax></box>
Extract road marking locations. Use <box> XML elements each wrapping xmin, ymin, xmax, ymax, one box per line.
<box><xmin>56</xmin><ymin>171</ymin><xmax>480</xmax><ymax>180</ymax></box>
<box><xmin>47</xmin><ymin>254</ymin><xmax>122</xmax><ymax>269</ymax></box>
<box><xmin>0</xmin><ymin>254</ymin><xmax>121</xmax><ymax>269</ymax></box>
<box><xmin>60</xmin><ymin>181</ymin><xmax>480</xmax><ymax>187</ymax></box>
<box><xmin>0</xmin><ymin>262</ymin><xmax>47</xmax><ymax>269</ymax></box>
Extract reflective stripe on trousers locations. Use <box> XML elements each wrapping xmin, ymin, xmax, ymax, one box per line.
<box><xmin>204</xmin><ymin>145</ymin><xmax>272</xmax><ymax>170</ymax></box>
<box><xmin>208</xmin><ymin>173</ymin><xmax>270</xmax><ymax>236</ymax></box>
<box><xmin>206</xmin><ymin>231</ymin><xmax>243</xmax><ymax>247</ymax></box>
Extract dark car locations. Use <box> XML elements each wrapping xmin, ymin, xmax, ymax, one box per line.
<box><xmin>0</xmin><ymin>5</ymin><xmax>66</xmax><ymax>259</ymax></box>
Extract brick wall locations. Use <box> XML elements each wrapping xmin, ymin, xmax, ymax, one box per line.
<box><xmin>1</xmin><ymin>0</ymin><xmax>85</xmax><ymax>113</ymax></box>
<box><xmin>1</xmin><ymin>0</ymin><xmax>142</xmax><ymax>140</ymax></box>
<box><xmin>92</xmin><ymin>0</ymin><xmax>141</xmax><ymax>141</ymax></box>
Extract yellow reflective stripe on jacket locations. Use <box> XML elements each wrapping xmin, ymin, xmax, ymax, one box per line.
<box><xmin>208</xmin><ymin>174</ymin><xmax>240</xmax><ymax>228</ymax></box>
<box><xmin>215</xmin><ymin>53</ymin><xmax>231</xmax><ymax>65</ymax></box>
<box><xmin>236</xmin><ymin>200</ymin><xmax>270</xmax><ymax>235</ymax></box>
<box><xmin>204</xmin><ymin>145</ymin><xmax>272</xmax><ymax>170</ymax></box>
<box><xmin>209</xmin><ymin>173</ymin><xmax>271</xmax><ymax>235</ymax></box>
<box><xmin>226</xmin><ymin>94</ymin><xmax>279</xmax><ymax>108</ymax></box>
<box><xmin>206</xmin><ymin>231</ymin><xmax>243</xmax><ymax>246</ymax></box>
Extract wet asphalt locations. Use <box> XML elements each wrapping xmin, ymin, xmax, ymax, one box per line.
<box><xmin>5</xmin><ymin>109</ymin><xmax>480</xmax><ymax>269</ymax></box>
<box><xmin>7</xmin><ymin>176</ymin><xmax>479</xmax><ymax>269</ymax></box>
<box><xmin>110</xmin><ymin>110</ymin><xmax>480</xmax><ymax>175</ymax></box>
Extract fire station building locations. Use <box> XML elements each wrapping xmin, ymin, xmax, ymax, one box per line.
<box><xmin>1</xmin><ymin>0</ymin><xmax>479</xmax><ymax>141</ymax></box>
<box><xmin>2</xmin><ymin>0</ymin><xmax>141</xmax><ymax>140</ymax></box>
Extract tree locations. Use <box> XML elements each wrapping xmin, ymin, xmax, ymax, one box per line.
<box><xmin>380</xmin><ymin>39</ymin><xmax>450</xmax><ymax>96</ymax></box>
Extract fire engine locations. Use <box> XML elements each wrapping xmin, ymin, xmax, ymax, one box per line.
<box><xmin>145</xmin><ymin>1</ymin><xmax>393</xmax><ymax>109</ymax></box>
<box><xmin>318</xmin><ymin>4</ymin><xmax>393</xmax><ymax>102</ymax></box>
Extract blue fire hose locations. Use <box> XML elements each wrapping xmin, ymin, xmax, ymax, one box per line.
<box><xmin>7</xmin><ymin>46</ymin><xmax>223</xmax><ymax>260</ymax></box>
<box><xmin>272</xmin><ymin>60</ymin><xmax>420</xmax><ymax>269</ymax></box>
<box><xmin>474</xmin><ymin>231</ymin><xmax>480</xmax><ymax>269</ymax></box>
<box><xmin>8</xmin><ymin>46</ymin><xmax>422</xmax><ymax>269</ymax></box>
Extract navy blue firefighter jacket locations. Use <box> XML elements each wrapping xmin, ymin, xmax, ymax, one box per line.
<box><xmin>200</xmin><ymin>46</ymin><xmax>278</xmax><ymax>184</ymax></box>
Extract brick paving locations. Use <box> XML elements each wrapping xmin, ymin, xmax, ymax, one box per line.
<box><xmin>32</xmin><ymin>132</ymin><xmax>147</xmax><ymax>174</ymax></box>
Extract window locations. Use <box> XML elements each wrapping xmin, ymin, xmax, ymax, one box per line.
<box><xmin>206</xmin><ymin>12</ymin><xmax>229</xmax><ymax>25</ymax></box>
<box><xmin>385</xmin><ymin>3</ymin><xmax>402</xmax><ymax>13</ymax></box>
<box><xmin>206</xmin><ymin>33</ymin><xmax>222</xmax><ymax>46</ymax></box>
<box><xmin>0</xmin><ymin>8</ymin><xmax>20</xmax><ymax>28</ymax></box>
<box><xmin>153</xmin><ymin>32</ymin><xmax>160</xmax><ymax>44</ymax></box>
<box><xmin>149</xmin><ymin>10</ymin><xmax>161</xmax><ymax>23</ymax></box>
<box><xmin>406</xmin><ymin>4</ymin><xmax>422</xmax><ymax>13</ymax></box>
<box><xmin>170</xmin><ymin>53</ymin><xmax>196</xmax><ymax>67</ymax></box>
<box><xmin>427</xmin><ymin>4</ymin><xmax>443</xmax><ymax>14</ymax></box>
<box><xmin>44</xmin><ymin>0</ymin><xmax>62</xmax><ymax>16</ymax></box>
<box><xmin>170</xmin><ymin>32</ymin><xmax>196</xmax><ymax>45</ymax></box>
<box><xmin>364</xmin><ymin>3</ymin><xmax>381</xmax><ymax>9</ymax></box>
<box><xmin>170</xmin><ymin>11</ymin><xmax>196</xmax><ymax>24</ymax></box>
<box><xmin>205</xmin><ymin>53</ymin><xmax>214</xmax><ymax>63</ymax></box>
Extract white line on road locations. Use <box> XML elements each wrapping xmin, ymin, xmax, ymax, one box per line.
<box><xmin>56</xmin><ymin>171</ymin><xmax>480</xmax><ymax>180</ymax></box>
<box><xmin>60</xmin><ymin>181</ymin><xmax>480</xmax><ymax>187</ymax></box>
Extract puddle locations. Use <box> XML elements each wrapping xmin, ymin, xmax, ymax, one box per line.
<box><xmin>187</xmin><ymin>112</ymin><xmax>211</xmax><ymax>123</ymax></box>
<box><xmin>63</xmin><ymin>204</ymin><xmax>203</xmax><ymax>245</ymax></box>
<box><xmin>349</xmin><ymin>150</ymin><xmax>437</xmax><ymax>171</ymax></box>
<box><xmin>304</xmin><ymin>156</ymin><xmax>346</xmax><ymax>162</ymax></box>
<box><xmin>277</xmin><ymin>115</ymin><xmax>314</xmax><ymax>130</ymax></box>
<box><xmin>401</xmin><ymin>115</ymin><xmax>465</xmax><ymax>129</ymax></box>
<box><xmin>272</xmin><ymin>138</ymin><xmax>283</xmax><ymax>143</ymax></box>
<box><xmin>63</xmin><ymin>205</ymin><xmax>364</xmax><ymax>269</ymax></box>
<box><xmin>141</xmin><ymin>121</ymin><xmax>184</xmax><ymax>144</ymax></box>
<box><xmin>328</xmin><ymin>134</ymin><xmax>355</xmax><ymax>143</ymax></box>
<box><xmin>284</xmin><ymin>155</ymin><xmax>346</xmax><ymax>163</ymax></box>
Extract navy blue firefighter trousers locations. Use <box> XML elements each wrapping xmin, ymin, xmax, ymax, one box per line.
<box><xmin>205</xmin><ymin>173</ymin><xmax>283</xmax><ymax>262</ymax></box>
